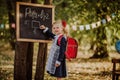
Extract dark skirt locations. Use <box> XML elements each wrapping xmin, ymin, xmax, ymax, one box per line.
<box><xmin>47</xmin><ymin>60</ymin><xmax>67</xmax><ymax>78</ymax></box>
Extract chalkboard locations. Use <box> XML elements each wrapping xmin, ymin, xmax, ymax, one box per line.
<box><xmin>16</xmin><ymin>2</ymin><xmax>54</xmax><ymax>43</ymax></box>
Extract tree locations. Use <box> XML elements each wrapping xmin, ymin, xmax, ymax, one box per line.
<box><xmin>91</xmin><ymin>0</ymin><xmax>120</xmax><ymax>58</ymax></box>
<box><xmin>52</xmin><ymin>0</ymin><xmax>120</xmax><ymax>58</ymax></box>
<box><xmin>14</xmin><ymin>0</ymin><xmax>33</xmax><ymax>80</ymax></box>
<box><xmin>2</xmin><ymin>0</ymin><xmax>120</xmax><ymax>58</ymax></box>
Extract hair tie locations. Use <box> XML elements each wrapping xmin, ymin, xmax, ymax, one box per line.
<box><xmin>62</xmin><ymin>20</ymin><xmax>67</xmax><ymax>28</ymax></box>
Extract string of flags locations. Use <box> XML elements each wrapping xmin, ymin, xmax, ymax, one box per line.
<box><xmin>71</xmin><ymin>13</ymin><xmax>116</xmax><ymax>31</ymax></box>
<box><xmin>0</xmin><ymin>13</ymin><xmax>116</xmax><ymax>31</ymax></box>
<box><xmin>0</xmin><ymin>23</ymin><xmax>16</xmax><ymax>29</ymax></box>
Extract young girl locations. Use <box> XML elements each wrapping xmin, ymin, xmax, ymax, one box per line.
<box><xmin>39</xmin><ymin>20</ymin><xmax>68</xmax><ymax>80</ymax></box>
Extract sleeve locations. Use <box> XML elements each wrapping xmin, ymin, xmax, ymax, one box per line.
<box><xmin>42</xmin><ymin>27</ymin><xmax>55</xmax><ymax>39</ymax></box>
<box><xmin>57</xmin><ymin>37</ymin><xmax>67</xmax><ymax>62</ymax></box>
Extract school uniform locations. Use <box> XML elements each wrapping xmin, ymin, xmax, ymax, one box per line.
<box><xmin>43</xmin><ymin>28</ymin><xmax>67</xmax><ymax>78</ymax></box>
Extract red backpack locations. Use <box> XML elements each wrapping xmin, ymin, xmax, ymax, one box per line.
<box><xmin>58</xmin><ymin>35</ymin><xmax>78</xmax><ymax>61</ymax></box>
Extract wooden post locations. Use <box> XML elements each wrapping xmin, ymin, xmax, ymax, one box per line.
<box><xmin>35</xmin><ymin>43</ymin><xmax>47</xmax><ymax>80</ymax></box>
<box><xmin>35</xmin><ymin>0</ymin><xmax>52</xmax><ymax>80</ymax></box>
<box><xmin>14</xmin><ymin>42</ymin><xmax>33</xmax><ymax>80</ymax></box>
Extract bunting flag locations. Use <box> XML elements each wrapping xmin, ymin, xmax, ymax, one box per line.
<box><xmin>91</xmin><ymin>23</ymin><xmax>96</xmax><ymax>29</ymax></box>
<box><xmin>96</xmin><ymin>21</ymin><xmax>101</xmax><ymax>27</ymax></box>
<box><xmin>0</xmin><ymin>24</ymin><xmax>4</xmax><ymax>28</ymax></box>
<box><xmin>72</xmin><ymin>25</ymin><xmax>77</xmax><ymax>31</ymax></box>
<box><xmin>101</xmin><ymin>19</ymin><xmax>106</xmax><ymax>24</ymax></box>
<box><xmin>71</xmin><ymin>13</ymin><xmax>115</xmax><ymax>31</ymax></box>
<box><xmin>5</xmin><ymin>24</ymin><xmax>9</xmax><ymax>29</ymax></box>
<box><xmin>106</xmin><ymin>15</ymin><xmax>111</xmax><ymax>22</ymax></box>
<box><xmin>85</xmin><ymin>24</ymin><xmax>90</xmax><ymax>30</ymax></box>
<box><xmin>11</xmin><ymin>23</ymin><xmax>16</xmax><ymax>28</ymax></box>
<box><xmin>79</xmin><ymin>25</ymin><xmax>84</xmax><ymax>31</ymax></box>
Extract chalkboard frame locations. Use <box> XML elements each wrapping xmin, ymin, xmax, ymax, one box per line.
<box><xmin>16</xmin><ymin>2</ymin><xmax>54</xmax><ymax>43</ymax></box>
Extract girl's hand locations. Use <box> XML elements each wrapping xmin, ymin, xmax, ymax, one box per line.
<box><xmin>55</xmin><ymin>63</ymin><xmax>60</xmax><ymax>67</ymax></box>
<box><xmin>39</xmin><ymin>25</ymin><xmax>46</xmax><ymax>30</ymax></box>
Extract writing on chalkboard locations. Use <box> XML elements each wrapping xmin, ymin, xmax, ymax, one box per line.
<box><xmin>32</xmin><ymin>20</ymin><xmax>40</xmax><ymax>34</ymax></box>
<box><xmin>16</xmin><ymin>2</ymin><xmax>54</xmax><ymax>42</ymax></box>
<box><xmin>25</xmin><ymin>7</ymin><xmax>49</xmax><ymax>20</ymax></box>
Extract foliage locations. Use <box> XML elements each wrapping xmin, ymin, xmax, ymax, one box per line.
<box><xmin>52</xmin><ymin>0</ymin><xmax>120</xmax><ymax>39</ymax></box>
<box><xmin>0</xmin><ymin>0</ymin><xmax>14</xmax><ymax>48</ymax></box>
<box><xmin>0</xmin><ymin>0</ymin><xmax>8</xmax><ymax>24</ymax></box>
<box><xmin>51</xmin><ymin>0</ymin><xmax>120</xmax><ymax>58</ymax></box>
<box><xmin>0</xmin><ymin>0</ymin><xmax>120</xmax><ymax>57</ymax></box>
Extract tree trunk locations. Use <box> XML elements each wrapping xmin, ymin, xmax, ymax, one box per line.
<box><xmin>91</xmin><ymin>26</ymin><xmax>109</xmax><ymax>58</ymax></box>
<box><xmin>14</xmin><ymin>42</ymin><xmax>33</xmax><ymax>80</ymax></box>
<box><xmin>14</xmin><ymin>0</ymin><xmax>33</xmax><ymax>80</ymax></box>
<box><xmin>34</xmin><ymin>43</ymin><xmax>47</xmax><ymax>80</ymax></box>
<box><xmin>34</xmin><ymin>0</ymin><xmax>52</xmax><ymax>80</ymax></box>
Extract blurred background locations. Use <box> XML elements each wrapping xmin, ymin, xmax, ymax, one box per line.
<box><xmin>0</xmin><ymin>0</ymin><xmax>120</xmax><ymax>80</ymax></box>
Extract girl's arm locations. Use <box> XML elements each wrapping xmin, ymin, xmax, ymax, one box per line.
<box><xmin>40</xmin><ymin>25</ymin><xmax>55</xmax><ymax>39</ymax></box>
<box><xmin>57</xmin><ymin>37</ymin><xmax>67</xmax><ymax>62</ymax></box>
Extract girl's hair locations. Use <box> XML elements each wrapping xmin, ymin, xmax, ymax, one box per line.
<box><xmin>52</xmin><ymin>20</ymin><xmax>68</xmax><ymax>36</ymax></box>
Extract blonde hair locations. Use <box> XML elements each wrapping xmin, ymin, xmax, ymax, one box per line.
<box><xmin>52</xmin><ymin>20</ymin><xmax>68</xmax><ymax>36</ymax></box>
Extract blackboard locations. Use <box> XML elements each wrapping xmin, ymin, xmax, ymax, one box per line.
<box><xmin>16</xmin><ymin>2</ymin><xmax>54</xmax><ymax>43</ymax></box>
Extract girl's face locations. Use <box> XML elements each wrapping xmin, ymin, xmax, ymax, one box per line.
<box><xmin>52</xmin><ymin>24</ymin><xmax>63</xmax><ymax>35</ymax></box>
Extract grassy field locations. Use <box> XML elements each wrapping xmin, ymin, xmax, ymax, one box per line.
<box><xmin>0</xmin><ymin>42</ymin><xmax>120</xmax><ymax>80</ymax></box>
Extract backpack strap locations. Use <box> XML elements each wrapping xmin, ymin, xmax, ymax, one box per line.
<box><xmin>57</xmin><ymin>35</ymin><xmax>64</xmax><ymax>46</ymax></box>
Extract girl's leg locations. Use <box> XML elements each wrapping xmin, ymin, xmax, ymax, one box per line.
<box><xmin>57</xmin><ymin>77</ymin><xmax>62</xmax><ymax>80</ymax></box>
